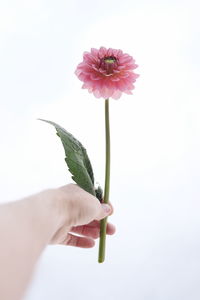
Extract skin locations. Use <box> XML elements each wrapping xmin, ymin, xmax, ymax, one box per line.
<box><xmin>0</xmin><ymin>184</ymin><xmax>115</xmax><ymax>300</ymax></box>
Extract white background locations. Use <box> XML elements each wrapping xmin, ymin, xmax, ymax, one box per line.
<box><xmin>0</xmin><ymin>0</ymin><xmax>200</xmax><ymax>299</ymax></box>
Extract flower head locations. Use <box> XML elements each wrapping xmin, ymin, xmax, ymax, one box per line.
<box><xmin>75</xmin><ymin>47</ymin><xmax>139</xmax><ymax>100</ymax></box>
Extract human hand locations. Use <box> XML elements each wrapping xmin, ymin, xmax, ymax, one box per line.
<box><xmin>0</xmin><ymin>184</ymin><xmax>115</xmax><ymax>300</ymax></box>
<box><xmin>48</xmin><ymin>184</ymin><xmax>115</xmax><ymax>247</ymax></box>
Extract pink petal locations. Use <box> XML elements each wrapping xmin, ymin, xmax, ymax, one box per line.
<box><xmin>75</xmin><ymin>46</ymin><xmax>139</xmax><ymax>99</ymax></box>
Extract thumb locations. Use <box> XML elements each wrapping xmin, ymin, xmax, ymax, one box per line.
<box><xmin>95</xmin><ymin>203</ymin><xmax>112</xmax><ymax>221</ymax></box>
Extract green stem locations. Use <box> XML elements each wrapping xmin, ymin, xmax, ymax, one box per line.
<box><xmin>98</xmin><ymin>98</ymin><xmax>110</xmax><ymax>263</ymax></box>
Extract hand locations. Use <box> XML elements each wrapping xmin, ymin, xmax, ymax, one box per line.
<box><xmin>49</xmin><ymin>184</ymin><xmax>115</xmax><ymax>247</ymax></box>
<box><xmin>0</xmin><ymin>184</ymin><xmax>115</xmax><ymax>300</ymax></box>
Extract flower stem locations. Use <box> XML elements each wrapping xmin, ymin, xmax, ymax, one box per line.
<box><xmin>98</xmin><ymin>98</ymin><xmax>110</xmax><ymax>263</ymax></box>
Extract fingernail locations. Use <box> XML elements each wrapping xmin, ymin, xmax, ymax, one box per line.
<box><xmin>102</xmin><ymin>204</ymin><xmax>111</xmax><ymax>214</ymax></box>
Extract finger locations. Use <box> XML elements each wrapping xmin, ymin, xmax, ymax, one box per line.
<box><xmin>108</xmin><ymin>202</ymin><xmax>114</xmax><ymax>215</ymax></box>
<box><xmin>70</xmin><ymin>225</ymin><xmax>99</xmax><ymax>239</ymax></box>
<box><xmin>95</xmin><ymin>204</ymin><xmax>112</xmax><ymax>221</ymax></box>
<box><xmin>90</xmin><ymin>221</ymin><xmax>115</xmax><ymax>235</ymax></box>
<box><xmin>60</xmin><ymin>233</ymin><xmax>95</xmax><ymax>248</ymax></box>
<box><xmin>85</xmin><ymin>220</ymin><xmax>116</xmax><ymax>234</ymax></box>
<box><xmin>106</xmin><ymin>223</ymin><xmax>116</xmax><ymax>235</ymax></box>
<box><xmin>70</xmin><ymin>222</ymin><xmax>116</xmax><ymax>238</ymax></box>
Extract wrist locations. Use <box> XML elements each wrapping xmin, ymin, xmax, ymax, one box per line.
<box><xmin>28</xmin><ymin>189</ymin><xmax>67</xmax><ymax>240</ymax></box>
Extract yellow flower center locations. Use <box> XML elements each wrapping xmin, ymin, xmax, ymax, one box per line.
<box><xmin>104</xmin><ymin>56</ymin><xmax>116</xmax><ymax>64</ymax></box>
<box><xmin>99</xmin><ymin>56</ymin><xmax>118</xmax><ymax>76</ymax></box>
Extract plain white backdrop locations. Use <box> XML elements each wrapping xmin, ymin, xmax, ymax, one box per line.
<box><xmin>0</xmin><ymin>0</ymin><xmax>200</xmax><ymax>299</ymax></box>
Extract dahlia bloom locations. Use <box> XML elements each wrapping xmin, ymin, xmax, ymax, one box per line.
<box><xmin>75</xmin><ymin>47</ymin><xmax>139</xmax><ymax>100</ymax></box>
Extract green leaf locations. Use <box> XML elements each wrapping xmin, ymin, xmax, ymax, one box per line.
<box><xmin>39</xmin><ymin>119</ymin><xmax>96</xmax><ymax>196</ymax></box>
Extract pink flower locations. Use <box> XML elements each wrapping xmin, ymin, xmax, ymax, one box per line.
<box><xmin>75</xmin><ymin>47</ymin><xmax>139</xmax><ymax>100</ymax></box>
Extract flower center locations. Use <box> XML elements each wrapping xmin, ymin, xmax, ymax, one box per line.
<box><xmin>99</xmin><ymin>56</ymin><xmax>117</xmax><ymax>76</ymax></box>
<box><xmin>104</xmin><ymin>56</ymin><xmax>117</xmax><ymax>64</ymax></box>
